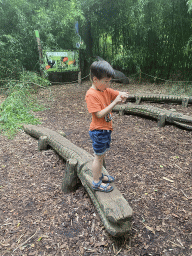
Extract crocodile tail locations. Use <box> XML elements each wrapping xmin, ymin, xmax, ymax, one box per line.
<box><xmin>173</xmin><ymin>121</ymin><xmax>192</xmax><ymax>130</ymax></box>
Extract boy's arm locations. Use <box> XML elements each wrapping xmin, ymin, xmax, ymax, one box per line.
<box><xmin>95</xmin><ymin>93</ymin><xmax>127</xmax><ymax>119</ymax></box>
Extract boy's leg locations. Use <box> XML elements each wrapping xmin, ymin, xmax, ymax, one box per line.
<box><xmin>92</xmin><ymin>154</ymin><xmax>113</xmax><ymax>190</ymax></box>
<box><xmin>92</xmin><ymin>153</ymin><xmax>105</xmax><ymax>183</ymax></box>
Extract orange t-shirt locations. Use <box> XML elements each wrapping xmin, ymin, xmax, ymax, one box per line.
<box><xmin>85</xmin><ymin>87</ymin><xmax>119</xmax><ymax>131</ymax></box>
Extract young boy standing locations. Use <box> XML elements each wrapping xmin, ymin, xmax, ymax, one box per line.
<box><xmin>85</xmin><ymin>60</ymin><xmax>128</xmax><ymax>193</ymax></box>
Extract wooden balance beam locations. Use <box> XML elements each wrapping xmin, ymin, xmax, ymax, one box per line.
<box><xmin>23</xmin><ymin>124</ymin><xmax>133</xmax><ymax>237</ymax></box>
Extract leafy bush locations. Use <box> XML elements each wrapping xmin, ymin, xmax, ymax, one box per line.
<box><xmin>1</xmin><ymin>70</ymin><xmax>50</xmax><ymax>96</ymax></box>
<box><xmin>0</xmin><ymin>71</ymin><xmax>49</xmax><ymax>138</ymax></box>
<box><xmin>111</xmin><ymin>50</ymin><xmax>138</xmax><ymax>74</ymax></box>
<box><xmin>0</xmin><ymin>85</ymin><xmax>44</xmax><ymax>138</ymax></box>
<box><xmin>19</xmin><ymin>71</ymin><xmax>50</xmax><ymax>90</ymax></box>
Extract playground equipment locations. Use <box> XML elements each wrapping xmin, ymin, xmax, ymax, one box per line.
<box><xmin>24</xmin><ymin>124</ymin><xmax>133</xmax><ymax>237</ymax></box>
<box><xmin>113</xmin><ymin>103</ymin><xmax>192</xmax><ymax>130</ymax></box>
<box><xmin>125</xmin><ymin>94</ymin><xmax>192</xmax><ymax>107</ymax></box>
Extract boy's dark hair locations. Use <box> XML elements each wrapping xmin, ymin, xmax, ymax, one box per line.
<box><xmin>90</xmin><ymin>60</ymin><xmax>115</xmax><ymax>81</ymax></box>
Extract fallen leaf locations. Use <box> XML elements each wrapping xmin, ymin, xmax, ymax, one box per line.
<box><xmin>142</xmin><ymin>218</ymin><xmax>145</xmax><ymax>223</ymax></box>
<box><xmin>28</xmin><ymin>251</ymin><xmax>36</xmax><ymax>255</ymax></box>
<box><xmin>163</xmin><ymin>177</ymin><xmax>174</xmax><ymax>183</ymax></box>
<box><xmin>20</xmin><ymin>245</ymin><xmax>26</xmax><ymax>250</ymax></box>
<box><xmin>79</xmin><ymin>247</ymin><xmax>84</xmax><ymax>254</ymax></box>
<box><xmin>85</xmin><ymin>249</ymin><xmax>97</xmax><ymax>253</ymax></box>
<box><xmin>40</xmin><ymin>235</ymin><xmax>48</xmax><ymax>238</ymax></box>
<box><xmin>11</xmin><ymin>243</ymin><xmax>16</xmax><ymax>248</ymax></box>
<box><xmin>145</xmin><ymin>225</ymin><xmax>155</xmax><ymax>234</ymax></box>
<box><xmin>95</xmin><ymin>241</ymin><xmax>106</xmax><ymax>247</ymax></box>
<box><xmin>60</xmin><ymin>243</ymin><xmax>68</xmax><ymax>249</ymax></box>
<box><xmin>1</xmin><ymin>243</ymin><xmax>10</xmax><ymax>247</ymax></box>
<box><xmin>172</xmin><ymin>213</ymin><xmax>179</xmax><ymax>218</ymax></box>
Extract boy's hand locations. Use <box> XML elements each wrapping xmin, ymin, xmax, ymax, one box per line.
<box><xmin>96</xmin><ymin>92</ymin><xmax>129</xmax><ymax>118</ymax></box>
<box><xmin>114</xmin><ymin>94</ymin><xmax>123</xmax><ymax>104</ymax></box>
<box><xmin>119</xmin><ymin>92</ymin><xmax>129</xmax><ymax>103</ymax></box>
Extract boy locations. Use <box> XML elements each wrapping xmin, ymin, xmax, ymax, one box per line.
<box><xmin>85</xmin><ymin>60</ymin><xmax>129</xmax><ymax>192</ymax></box>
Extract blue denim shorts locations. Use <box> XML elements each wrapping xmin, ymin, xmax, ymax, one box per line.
<box><xmin>89</xmin><ymin>130</ymin><xmax>112</xmax><ymax>155</ymax></box>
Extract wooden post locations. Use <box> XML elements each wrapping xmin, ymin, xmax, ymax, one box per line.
<box><xmin>78</xmin><ymin>71</ymin><xmax>81</xmax><ymax>85</ymax></box>
<box><xmin>136</xmin><ymin>96</ymin><xmax>141</xmax><ymax>105</ymax></box>
<box><xmin>139</xmin><ymin>69</ymin><xmax>141</xmax><ymax>84</ymax></box>
<box><xmin>34</xmin><ymin>30</ymin><xmax>44</xmax><ymax>76</ymax></box>
<box><xmin>157</xmin><ymin>114</ymin><xmax>166</xmax><ymax>127</ymax></box>
<box><xmin>38</xmin><ymin>136</ymin><xmax>48</xmax><ymax>150</ymax></box>
<box><xmin>119</xmin><ymin>110</ymin><xmax>125</xmax><ymax>116</ymax></box>
<box><xmin>182</xmin><ymin>97</ymin><xmax>189</xmax><ymax>108</ymax></box>
<box><xmin>78</xmin><ymin>49</ymin><xmax>81</xmax><ymax>85</ymax></box>
<box><xmin>62</xmin><ymin>158</ymin><xmax>79</xmax><ymax>193</ymax></box>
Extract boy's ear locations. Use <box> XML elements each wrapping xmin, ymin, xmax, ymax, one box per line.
<box><xmin>92</xmin><ymin>76</ymin><xmax>98</xmax><ymax>83</ymax></box>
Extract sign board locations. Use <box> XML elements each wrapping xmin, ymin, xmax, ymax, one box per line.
<box><xmin>44</xmin><ymin>50</ymin><xmax>80</xmax><ymax>72</ymax></box>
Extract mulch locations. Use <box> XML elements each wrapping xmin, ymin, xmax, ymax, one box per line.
<box><xmin>0</xmin><ymin>81</ymin><xmax>191</xmax><ymax>256</ymax></box>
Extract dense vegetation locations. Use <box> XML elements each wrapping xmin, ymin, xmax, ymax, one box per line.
<box><xmin>0</xmin><ymin>0</ymin><xmax>192</xmax><ymax>81</ymax></box>
<box><xmin>0</xmin><ymin>73</ymin><xmax>49</xmax><ymax>137</ymax></box>
<box><xmin>0</xmin><ymin>0</ymin><xmax>192</xmax><ymax>136</ymax></box>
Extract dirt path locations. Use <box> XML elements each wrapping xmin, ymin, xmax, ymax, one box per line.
<box><xmin>0</xmin><ymin>82</ymin><xmax>191</xmax><ymax>256</ymax></box>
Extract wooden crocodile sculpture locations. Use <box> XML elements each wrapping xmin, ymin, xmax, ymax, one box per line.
<box><xmin>126</xmin><ymin>94</ymin><xmax>192</xmax><ymax>107</ymax></box>
<box><xmin>113</xmin><ymin>103</ymin><xmax>192</xmax><ymax>130</ymax></box>
<box><xmin>23</xmin><ymin>124</ymin><xmax>133</xmax><ymax>237</ymax></box>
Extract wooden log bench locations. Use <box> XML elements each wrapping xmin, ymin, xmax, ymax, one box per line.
<box><xmin>24</xmin><ymin>124</ymin><xmax>133</xmax><ymax>237</ymax></box>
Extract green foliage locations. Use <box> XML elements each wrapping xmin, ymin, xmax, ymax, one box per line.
<box><xmin>0</xmin><ymin>86</ymin><xmax>41</xmax><ymax>138</ymax></box>
<box><xmin>0</xmin><ymin>0</ymin><xmax>84</xmax><ymax>80</ymax></box>
<box><xmin>19</xmin><ymin>71</ymin><xmax>50</xmax><ymax>88</ymax></box>
<box><xmin>81</xmin><ymin>0</ymin><xmax>192</xmax><ymax>81</ymax></box>
<box><xmin>187</xmin><ymin>0</ymin><xmax>192</xmax><ymax>12</ymax></box>
<box><xmin>0</xmin><ymin>71</ymin><xmax>49</xmax><ymax>138</ymax></box>
<box><xmin>111</xmin><ymin>50</ymin><xmax>137</xmax><ymax>74</ymax></box>
<box><xmin>0</xmin><ymin>0</ymin><xmax>192</xmax><ymax>84</ymax></box>
<box><xmin>1</xmin><ymin>70</ymin><xmax>50</xmax><ymax>95</ymax></box>
<box><xmin>31</xmin><ymin>0</ymin><xmax>85</xmax><ymax>50</ymax></box>
<box><xmin>0</xmin><ymin>34</ymin><xmax>22</xmax><ymax>81</ymax></box>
